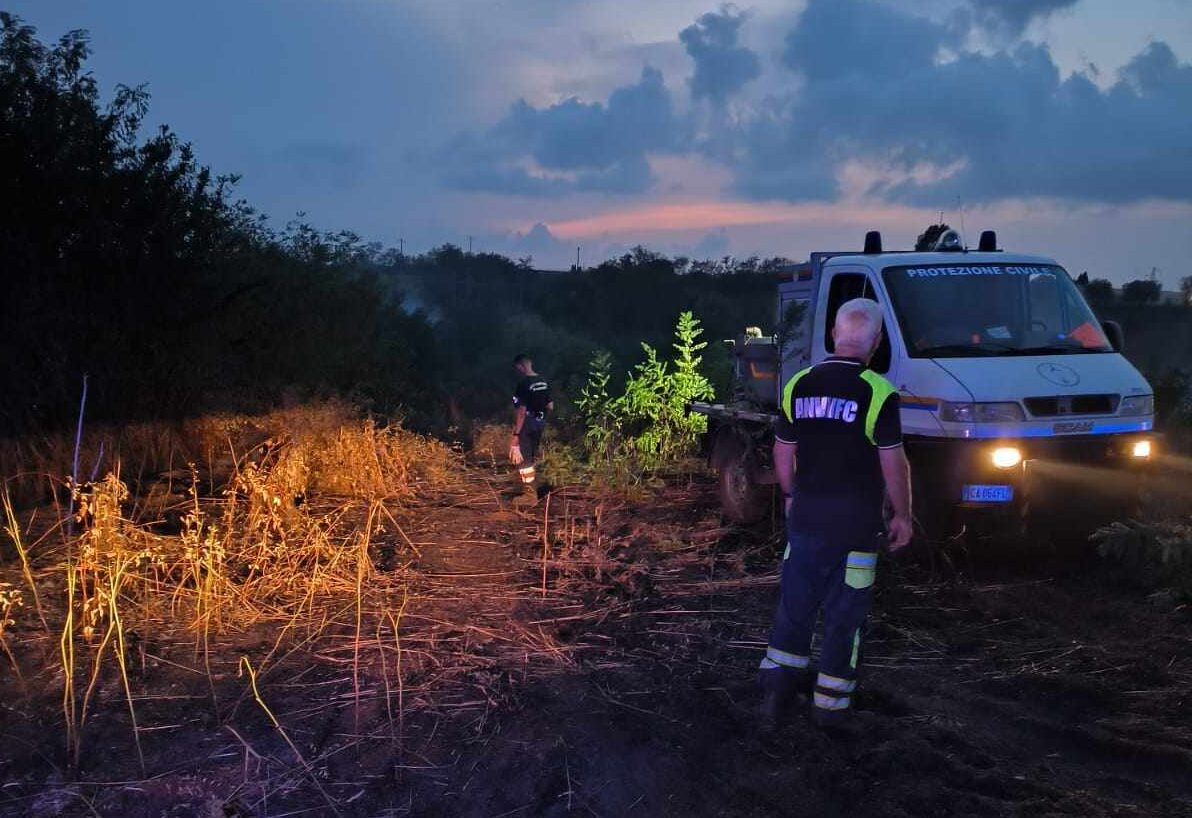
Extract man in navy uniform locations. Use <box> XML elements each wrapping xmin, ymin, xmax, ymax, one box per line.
<box><xmin>759</xmin><ymin>298</ymin><xmax>913</xmax><ymax>730</ymax></box>
<box><xmin>509</xmin><ymin>353</ymin><xmax>553</xmax><ymax>504</ymax></box>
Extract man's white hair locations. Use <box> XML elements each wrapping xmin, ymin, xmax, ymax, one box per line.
<box><xmin>834</xmin><ymin>298</ymin><xmax>884</xmax><ymax>349</ymax></box>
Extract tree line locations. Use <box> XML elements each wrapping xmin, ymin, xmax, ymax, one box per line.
<box><xmin>917</xmin><ymin>225</ymin><xmax>1190</xmax><ymax>308</ymax></box>
<box><xmin>6</xmin><ymin>16</ymin><xmax>1186</xmax><ymax>442</ymax></box>
<box><xmin>0</xmin><ymin>16</ymin><xmax>788</xmax><ymax>438</ymax></box>
<box><xmin>0</xmin><ymin>15</ymin><xmax>435</xmax><ymax>435</ymax></box>
<box><xmin>1075</xmin><ymin>273</ymin><xmax>1192</xmax><ymax>308</ymax></box>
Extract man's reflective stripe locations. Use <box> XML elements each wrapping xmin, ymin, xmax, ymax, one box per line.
<box><xmin>845</xmin><ymin>551</ymin><xmax>877</xmax><ymax>569</ymax></box>
<box><xmin>780</xmin><ymin>366</ymin><xmax>814</xmax><ymax>423</ymax></box>
<box><xmin>813</xmin><ymin>691</ymin><xmax>850</xmax><ymax>711</ymax></box>
<box><xmin>850</xmin><ymin>630</ymin><xmax>861</xmax><ymax>670</ymax></box>
<box><xmin>859</xmin><ymin>369</ymin><xmax>898</xmax><ymax>445</ymax></box>
<box><xmin>765</xmin><ymin>647</ymin><xmax>810</xmax><ymax>669</ymax></box>
<box><xmin>816</xmin><ymin>672</ymin><xmax>856</xmax><ymax>693</ymax></box>
<box><xmin>759</xmin><ymin>657</ymin><xmax>780</xmax><ymax>670</ymax></box>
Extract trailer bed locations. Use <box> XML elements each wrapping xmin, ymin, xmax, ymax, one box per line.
<box><xmin>688</xmin><ymin>401</ymin><xmax>778</xmax><ymax>424</ymax></box>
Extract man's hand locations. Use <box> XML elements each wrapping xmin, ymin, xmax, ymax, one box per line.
<box><xmin>509</xmin><ymin>442</ymin><xmax>523</xmax><ymax>465</ymax></box>
<box><xmin>878</xmin><ymin>446</ymin><xmax>912</xmax><ymax>551</ymax></box>
<box><xmin>887</xmin><ymin>514</ymin><xmax>912</xmax><ymax>551</ymax></box>
<box><xmin>773</xmin><ymin>440</ymin><xmax>796</xmax><ymax>515</ymax></box>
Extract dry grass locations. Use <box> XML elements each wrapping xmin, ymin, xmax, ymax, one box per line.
<box><xmin>0</xmin><ymin>399</ymin><xmax>426</xmax><ymax>508</ymax></box>
<box><xmin>0</xmin><ymin>403</ymin><xmax>468</xmax><ymax>777</ymax></box>
<box><xmin>5</xmin><ymin>420</ymin><xmax>1189</xmax><ymax>815</ymax></box>
<box><xmin>469</xmin><ymin>422</ymin><xmax>511</xmax><ymax>469</ymax></box>
<box><xmin>0</xmin><ymin>406</ymin><xmax>738</xmax><ymax>813</ymax></box>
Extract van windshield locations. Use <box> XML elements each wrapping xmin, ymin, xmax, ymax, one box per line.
<box><xmin>881</xmin><ymin>263</ymin><xmax>1113</xmax><ymax>357</ymax></box>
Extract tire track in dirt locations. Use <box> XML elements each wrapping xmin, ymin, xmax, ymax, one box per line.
<box><xmin>392</xmin><ymin>474</ymin><xmax>1192</xmax><ymax>817</ymax></box>
<box><xmin>5</xmin><ymin>468</ymin><xmax>1191</xmax><ymax>817</ymax></box>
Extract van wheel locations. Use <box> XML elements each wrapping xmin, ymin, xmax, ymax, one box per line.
<box><xmin>717</xmin><ymin>442</ymin><xmax>770</xmax><ymax>524</ymax></box>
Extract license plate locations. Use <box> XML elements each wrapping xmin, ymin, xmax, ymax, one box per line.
<box><xmin>962</xmin><ymin>484</ymin><xmax>1014</xmax><ymax>503</ymax></box>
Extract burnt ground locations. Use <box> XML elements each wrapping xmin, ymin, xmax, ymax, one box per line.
<box><xmin>2</xmin><ymin>468</ymin><xmax>1191</xmax><ymax>817</ymax></box>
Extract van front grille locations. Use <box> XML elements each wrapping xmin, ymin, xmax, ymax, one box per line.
<box><xmin>1023</xmin><ymin>394</ymin><xmax>1119</xmax><ymax>417</ymax></box>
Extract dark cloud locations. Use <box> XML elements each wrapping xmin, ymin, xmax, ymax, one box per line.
<box><xmin>728</xmin><ymin>0</ymin><xmax>957</xmax><ymax>201</ymax></box>
<box><xmin>502</xmin><ymin>67</ymin><xmax>676</xmax><ymax>169</ymax></box>
<box><xmin>969</xmin><ymin>0</ymin><xmax>1080</xmax><ymax>36</ymax></box>
<box><xmin>782</xmin><ymin>0</ymin><xmax>957</xmax><ymax>82</ymax></box>
<box><xmin>679</xmin><ymin>6</ymin><xmax>760</xmax><ymax>103</ymax></box>
<box><xmin>724</xmin><ymin>0</ymin><xmax>1192</xmax><ymax>206</ymax></box>
<box><xmin>443</xmin><ymin>67</ymin><xmax>679</xmax><ymax>195</ymax></box>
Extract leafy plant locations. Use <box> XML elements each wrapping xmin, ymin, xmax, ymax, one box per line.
<box><xmin>1092</xmin><ymin>518</ymin><xmax>1192</xmax><ymax>599</ymax></box>
<box><xmin>574</xmin><ymin>312</ymin><xmax>714</xmax><ymax>475</ymax></box>
<box><xmin>773</xmin><ymin>299</ymin><xmax>809</xmax><ymax>368</ymax></box>
<box><xmin>575</xmin><ymin>351</ymin><xmax>617</xmax><ymax>464</ymax></box>
<box><xmin>617</xmin><ymin>343</ymin><xmax>675</xmax><ymax>471</ymax></box>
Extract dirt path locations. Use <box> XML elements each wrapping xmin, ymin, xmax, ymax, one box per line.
<box><xmin>397</xmin><ymin>478</ymin><xmax>1192</xmax><ymax>818</ymax></box>
<box><xmin>2</xmin><ymin>470</ymin><xmax>1191</xmax><ymax>816</ymax></box>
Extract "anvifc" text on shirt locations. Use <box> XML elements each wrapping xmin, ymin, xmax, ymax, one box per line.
<box><xmin>791</xmin><ymin>396</ymin><xmax>859</xmax><ymax>423</ymax></box>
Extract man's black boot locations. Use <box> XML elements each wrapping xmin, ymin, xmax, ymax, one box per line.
<box><xmin>757</xmin><ymin>667</ymin><xmax>809</xmax><ymax>727</ymax></box>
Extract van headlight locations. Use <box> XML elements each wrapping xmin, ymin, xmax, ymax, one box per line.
<box><xmin>991</xmin><ymin>447</ymin><xmax>1023</xmax><ymax>468</ymax></box>
<box><xmin>940</xmin><ymin>402</ymin><xmax>1026</xmax><ymax>423</ymax></box>
<box><xmin>1119</xmin><ymin>395</ymin><xmax>1154</xmax><ymax>417</ymax></box>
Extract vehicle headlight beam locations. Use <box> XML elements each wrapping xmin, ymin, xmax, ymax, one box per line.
<box><xmin>991</xmin><ymin>447</ymin><xmax>1023</xmax><ymax>469</ymax></box>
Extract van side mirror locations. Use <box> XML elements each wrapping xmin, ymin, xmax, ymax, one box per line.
<box><xmin>1103</xmin><ymin>320</ymin><xmax>1124</xmax><ymax>352</ymax></box>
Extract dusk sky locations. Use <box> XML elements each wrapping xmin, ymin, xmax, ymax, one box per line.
<box><xmin>11</xmin><ymin>0</ymin><xmax>1192</xmax><ymax>282</ymax></box>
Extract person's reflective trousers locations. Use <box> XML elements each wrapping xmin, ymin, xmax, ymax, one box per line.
<box><xmin>759</xmin><ymin>530</ymin><xmax>881</xmax><ymax>713</ymax></box>
<box><xmin>516</xmin><ymin>415</ymin><xmax>546</xmax><ymax>484</ymax></box>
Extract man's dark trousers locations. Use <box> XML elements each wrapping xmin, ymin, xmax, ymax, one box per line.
<box><xmin>760</xmin><ymin>528</ymin><xmax>881</xmax><ymax>713</ymax></box>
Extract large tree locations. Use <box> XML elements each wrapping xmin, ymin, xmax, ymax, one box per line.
<box><xmin>1080</xmin><ymin>278</ymin><xmax>1116</xmax><ymax>307</ymax></box>
<box><xmin>0</xmin><ymin>15</ymin><xmax>433</xmax><ymax>432</ymax></box>
<box><xmin>1120</xmin><ymin>279</ymin><xmax>1161</xmax><ymax>305</ymax></box>
<box><xmin>914</xmin><ymin>223</ymin><xmax>951</xmax><ymax>251</ymax></box>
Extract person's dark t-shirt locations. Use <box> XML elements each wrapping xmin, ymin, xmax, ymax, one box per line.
<box><xmin>773</xmin><ymin>357</ymin><xmax>902</xmax><ymax>543</ymax></box>
<box><xmin>513</xmin><ymin>375</ymin><xmax>551</xmax><ymax>418</ymax></box>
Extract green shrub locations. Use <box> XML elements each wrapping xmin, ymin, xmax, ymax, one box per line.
<box><xmin>1151</xmin><ymin>368</ymin><xmax>1192</xmax><ymax>453</ymax></box>
<box><xmin>575</xmin><ymin>351</ymin><xmax>618</xmax><ymax>465</ymax></box>
<box><xmin>574</xmin><ymin>312</ymin><xmax>714</xmax><ymax>477</ymax></box>
<box><xmin>616</xmin><ymin>312</ymin><xmax>714</xmax><ymax>470</ymax></box>
<box><xmin>1092</xmin><ymin>518</ymin><xmax>1192</xmax><ymax>599</ymax></box>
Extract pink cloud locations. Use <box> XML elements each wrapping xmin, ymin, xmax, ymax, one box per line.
<box><xmin>547</xmin><ymin>199</ymin><xmax>934</xmax><ymax>238</ymax></box>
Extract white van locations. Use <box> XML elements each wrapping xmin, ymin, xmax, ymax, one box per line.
<box><xmin>691</xmin><ymin>230</ymin><xmax>1156</xmax><ymax>536</ymax></box>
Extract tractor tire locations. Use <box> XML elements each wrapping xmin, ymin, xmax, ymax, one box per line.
<box><xmin>717</xmin><ymin>443</ymin><xmax>770</xmax><ymax>524</ymax></box>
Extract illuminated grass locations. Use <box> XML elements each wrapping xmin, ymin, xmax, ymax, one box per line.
<box><xmin>0</xmin><ymin>404</ymin><xmax>461</xmax><ymax>781</ymax></box>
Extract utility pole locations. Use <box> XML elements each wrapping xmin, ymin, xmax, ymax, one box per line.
<box><xmin>576</xmin><ymin>245</ymin><xmax>582</xmax><ymax>271</ymax></box>
<box><xmin>467</xmin><ymin>235</ymin><xmax>473</xmax><ymax>254</ymax></box>
<box><xmin>398</xmin><ymin>237</ymin><xmax>404</xmax><ymax>258</ymax></box>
